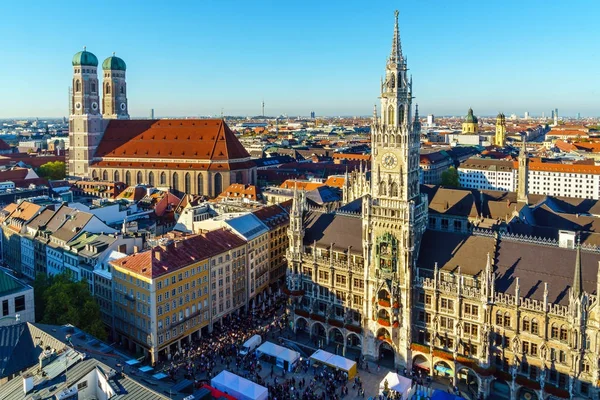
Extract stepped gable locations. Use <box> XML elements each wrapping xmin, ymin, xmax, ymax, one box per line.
<box><xmin>92</xmin><ymin>119</ymin><xmax>252</xmax><ymax>170</ymax></box>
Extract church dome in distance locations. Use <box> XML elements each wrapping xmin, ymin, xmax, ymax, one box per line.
<box><xmin>465</xmin><ymin>108</ymin><xmax>478</xmax><ymax>123</ymax></box>
<box><xmin>72</xmin><ymin>48</ymin><xmax>98</xmax><ymax>67</ymax></box>
<box><xmin>102</xmin><ymin>53</ymin><xmax>126</xmax><ymax>71</ymax></box>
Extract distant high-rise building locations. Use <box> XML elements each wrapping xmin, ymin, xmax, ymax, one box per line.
<box><xmin>542</xmin><ymin>111</ymin><xmax>545</xmax><ymax>118</ymax></box>
<box><xmin>427</xmin><ymin>114</ymin><xmax>434</xmax><ymax>127</ymax></box>
<box><xmin>150</xmin><ymin>108</ymin><xmax>154</xmax><ymax>119</ymax></box>
<box><xmin>554</xmin><ymin>108</ymin><xmax>559</xmax><ymax>126</ymax></box>
<box><xmin>310</xmin><ymin>111</ymin><xmax>315</xmax><ymax>119</ymax></box>
<box><xmin>261</xmin><ymin>100</ymin><xmax>265</xmax><ymax>117</ymax></box>
<box><xmin>577</xmin><ymin>112</ymin><xmax>581</xmax><ymax>120</ymax></box>
<box><xmin>551</xmin><ymin>110</ymin><xmax>555</xmax><ymax>119</ymax></box>
<box><xmin>524</xmin><ymin>111</ymin><xmax>530</xmax><ymax>120</ymax></box>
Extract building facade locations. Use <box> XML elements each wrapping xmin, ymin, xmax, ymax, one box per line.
<box><xmin>0</xmin><ymin>267</ymin><xmax>34</xmax><ymax>325</ymax></box>
<box><xmin>458</xmin><ymin>157</ymin><xmax>600</xmax><ymax>200</ymax></box>
<box><xmin>67</xmin><ymin>50</ymin><xmax>256</xmax><ymax>196</ymax></box>
<box><xmin>284</xmin><ymin>10</ymin><xmax>600</xmax><ymax>400</ymax></box>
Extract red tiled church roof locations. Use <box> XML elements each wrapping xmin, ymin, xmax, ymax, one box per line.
<box><xmin>92</xmin><ymin>119</ymin><xmax>252</xmax><ymax>168</ymax></box>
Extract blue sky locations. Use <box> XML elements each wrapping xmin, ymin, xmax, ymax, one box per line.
<box><xmin>0</xmin><ymin>0</ymin><xmax>598</xmax><ymax>118</ymax></box>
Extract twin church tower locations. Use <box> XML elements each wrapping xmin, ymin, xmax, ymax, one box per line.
<box><xmin>69</xmin><ymin>49</ymin><xmax>129</xmax><ymax>177</ymax></box>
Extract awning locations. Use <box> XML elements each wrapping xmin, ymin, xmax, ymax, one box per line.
<box><xmin>152</xmin><ymin>372</ymin><xmax>168</xmax><ymax>380</ymax></box>
<box><xmin>125</xmin><ymin>359</ymin><xmax>140</xmax><ymax>366</ymax></box>
<box><xmin>413</xmin><ymin>358</ymin><xmax>430</xmax><ymax>371</ymax></box>
<box><xmin>435</xmin><ymin>364</ymin><xmax>453</xmax><ymax>376</ymax></box>
<box><xmin>139</xmin><ymin>366</ymin><xmax>154</xmax><ymax>373</ymax></box>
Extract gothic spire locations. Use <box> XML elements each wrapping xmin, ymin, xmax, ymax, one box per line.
<box><xmin>372</xmin><ymin>104</ymin><xmax>378</xmax><ymax>124</ymax></box>
<box><xmin>573</xmin><ymin>234</ymin><xmax>583</xmax><ymax>298</ymax></box>
<box><xmin>390</xmin><ymin>10</ymin><xmax>403</xmax><ymax>64</ymax></box>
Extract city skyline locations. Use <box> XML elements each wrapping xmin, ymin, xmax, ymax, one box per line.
<box><xmin>0</xmin><ymin>0</ymin><xmax>598</xmax><ymax>118</ymax></box>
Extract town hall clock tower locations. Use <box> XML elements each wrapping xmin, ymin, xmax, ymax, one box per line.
<box><xmin>362</xmin><ymin>10</ymin><xmax>428</xmax><ymax>367</ymax></box>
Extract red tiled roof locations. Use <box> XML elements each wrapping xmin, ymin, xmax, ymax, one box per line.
<box><xmin>217</xmin><ymin>184</ymin><xmax>261</xmax><ymax>201</ymax></box>
<box><xmin>332</xmin><ymin>153</ymin><xmax>371</xmax><ymax>161</ymax></box>
<box><xmin>0</xmin><ymin>139</ymin><xmax>11</xmax><ymax>151</ymax></box>
<box><xmin>111</xmin><ymin>228</ymin><xmax>245</xmax><ymax>279</ymax></box>
<box><xmin>252</xmin><ymin>203</ymin><xmax>289</xmax><ymax>228</ymax></box>
<box><xmin>92</xmin><ymin>160</ymin><xmax>255</xmax><ymax>171</ymax></box>
<box><xmin>279</xmin><ymin>180</ymin><xmax>324</xmax><ymax>191</ymax></box>
<box><xmin>324</xmin><ymin>176</ymin><xmax>345</xmax><ymax>188</ymax></box>
<box><xmin>93</xmin><ymin>119</ymin><xmax>251</xmax><ymax>163</ymax></box>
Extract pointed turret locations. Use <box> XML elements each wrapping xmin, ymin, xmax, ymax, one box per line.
<box><xmin>389</xmin><ymin>10</ymin><xmax>403</xmax><ymax>64</ymax></box>
<box><xmin>573</xmin><ymin>234</ymin><xmax>583</xmax><ymax>298</ymax></box>
<box><xmin>372</xmin><ymin>104</ymin><xmax>378</xmax><ymax>124</ymax></box>
<box><xmin>413</xmin><ymin>104</ymin><xmax>421</xmax><ymax>133</ymax></box>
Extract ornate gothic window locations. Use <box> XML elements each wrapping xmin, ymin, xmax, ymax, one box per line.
<box><xmin>114</xmin><ymin>171</ymin><xmax>120</xmax><ymax>182</ymax></box>
<box><xmin>120</xmin><ymin>86</ymin><xmax>124</xmax><ymax>94</ymax></box>
<box><xmin>106</xmin><ymin>83</ymin><xmax>111</xmax><ymax>94</ymax></box>
<box><xmin>399</xmin><ymin>106</ymin><xmax>405</xmax><ymax>125</ymax></box>
<box><xmin>388</xmin><ymin>74</ymin><xmax>395</xmax><ymax>90</ymax></box>
<box><xmin>391</xmin><ymin>182</ymin><xmax>398</xmax><ymax>197</ymax></box>
<box><xmin>148</xmin><ymin>172</ymin><xmax>155</xmax><ymax>186</ymax></box>
<box><xmin>91</xmin><ymin>83</ymin><xmax>96</xmax><ymax>93</ymax></box>
<box><xmin>197</xmin><ymin>174</ymin><xmax>204</xmax><ymax>195</ymax></box>
<box><xmin>137</xmin><ymin>171</ymin><xmax>143</xmax><ymax>184</ymax></box>
<box><xmin>102</xmin><ymin>170</ymin><xmax>108</xmax><ymax>181</ymax></box>
<box><xmin>184</xmin><ymin>173</ymin><xmax>191</xmax><ymax>194</ymax></box>
<box><xmin>91</xmin><ymin>170</ymin><xmax>98</xmax><ymax>180</ymax></box>
<box><xmin>172</xmin><ymin>172</ymin><xmax>179</xmax><ymax>192</ymax></box>
<box><xmin>125</xmin><ymin>171</ymin><xmax>131</xmax><ymax>186</ymax></box>
<box><xmin>214</xmin><ymin>173</ymin><xmax>222</xmax><ymax>195</ymax></box>
<box><xmin>160</xmin><ymin>172</ymin><xmax>166</xmax><ymax>185</ymax></box>
<box><xmin>387</xmin><ymin>105</ymin><xmax>395</xmax><ymax>125</ymax></box>
<box><xmin>379</xmin><ymin>181</ymin><xmax>386</xmax><ymax>196</ymax></box>
<box><xmin>75</xmin><ymin>80</ymin><xmax>81</xmax><ymax>92</ymax></box>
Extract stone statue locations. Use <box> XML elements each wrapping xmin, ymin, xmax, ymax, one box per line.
<box><xmin>345</xmin><ymin>308</ymin><xmax>353</xmax><ymax>324</ymax></box>
<box><xmin>540</xmin><ymin>343</ymin><xmax>547</xmax><ymax>361</ymax></box>
<box><xmin>569</xmin><ymin>376</ymin><xmax>574</xmax><ymax>395</ymax></box>
<box><xmin>326</xmin><ymin>302</ymin><xmax>332</xmax><ymax>318</ymax></box>
<box><xmin>511</xmin><ymin>336</ymin><xmax>520</xmax><ymax>355</ymax></box>
<box><xmin>456</xmin><ymin>322</ymin><xmax>463</xmax><ymax>338</ymax></box>
<box><xmin>539</xmin><ymin>367</ymin><xmax>546</xmax><ymax>389</ymax></box>
<box><xmin>510</xmin><ymin>364</ymin><xmax>518</xmax><ymax>381</ymax></box>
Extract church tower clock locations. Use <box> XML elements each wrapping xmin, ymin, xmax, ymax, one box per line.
<box><xmin>363</xmin><ymin>10</ymin><xmax>428</xmax><ymax>368</ymax></box>
<box><xmin>68</xmin><ymin>47</ymin><xmax>104</xmax><ymax>178</ymax></box>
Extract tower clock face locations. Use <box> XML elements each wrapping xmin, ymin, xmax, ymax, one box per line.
<box><xmin>91</xmin><ymin>102</ymin><xmax>98</xmax><ymax>111</ymax></box>
<box><xmin>382</xmin><ymin>152</ymin><xmax>398</xmax><ymax>169</ymax></box>
<box><xmin>75</xmin><ymin>102</ymin><xmax>82</xmax><ymax>110</ymax></box>
<box><xmin>120</xmin><ymin>103</ymin><xmax>126</xmax><ymax>111</ymax></box>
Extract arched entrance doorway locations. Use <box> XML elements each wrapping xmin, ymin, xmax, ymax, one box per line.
<box><xmin>329</xmin><ymin>328</ymin><xmax>344</xmax><ymax>354</ymax></box>
<box><xmin>517</xmin><ymin>387</ymin><xmax>538</xmax><ymax>400</ymax></box>
<box><xmin>346</xmin><ymin>333</ymin><xmax>361</xmax><ymax>349</ymax></box>
<box><xmin>490</xmin><ymin>379</ymin><xmax>511</xmax><ymax>400</ymax></box>
<box><xmin>296</xmin><ymin>317</ymin><xmax>308</xmax><ymax>333</ymax></box>
<box><xmin>433</xmin><ymin>360</ymin><xmax>454</xmax><ymax>384</ymax></box>
<box><xmin>312</xmin><ymin>322</ymin><xmax>326</xmax><ymax>347</ymax></box>
<box><xmin>377</xmin><ymin>327</ymin><xmax>394</xmax><ymax>368</ymax></box>
<box><xmin>413</xmin><ymin>354</ymin><xmax>431</xmax><ymax>376</ymax></box>
<box><xmin>457</xmin><ymin>367</ymin><xmax>479</xmax><ymax>399</ymax></box>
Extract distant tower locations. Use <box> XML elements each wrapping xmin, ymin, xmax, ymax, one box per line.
<box><xmin>517</xmin><ymin>137</ymin><xmax>529</xmax><ymax>203</ymax></box>
<box><xmin>150</xmin><ymin>109</ymin><xmax>155</xmax><ymax>119</ymax></box>
<box><xmin>577</xmin><ymin>112</ymin><xmax>581</xmax><ymax>120</ymax></box>
<box><xmin>102</xmin><ymin>53</ymin><xmax>129</xmax><ymax>119</ymax></box>
<box><xmin>462</xmin><ymin>108</ymin><xmax>478</xmax><ymax>134</ymax></box>
<box><xmin>426</xmin><ymin>114</ymin><xmax>434</xmax><ymax>127</ymax></box>
<box><xmin>261</xmin><ymin>100</ymin><xmax>265</xmax><ymax>117</ymax></box>
<box><xmin>524</xmin><ymin>111</ymin><xmax>529</xmax><ymax>120</ymax></box>
<box><xmin>68</xmin><ymin>47</ymin><xmax>103</xmax><ymax>178</ymax></box>
<box><xmin>553</xmin><ymin>108</ymin><xmax>559</xmax><ymax>126</ymax></box>
<box><xmin>495</xmin><ymin>113</ymin><xmax>506</xmax><ymax>147</ymax></box>
<box><xmin>412</xmin><ymin>104</ymin><xmax>422</xmax><ymax>133</ymax></box>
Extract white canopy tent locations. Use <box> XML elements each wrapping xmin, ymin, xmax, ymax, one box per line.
<box><xmin>211</xmin><ymin>370</ymin><xmax>268</xmax><ymax>400</ymax></box>
<box><xmin>379</xmin><ymin>372</ymin><xmax>412</xmax><ymax>398</ymax></box>
<box><xmin>309</xmin><ymin>349</ymin><xmax>358</xmax><ymax>379</ymax></box>
<box><xmin>255</xmin><ymin>341</ymin><xmax>301</xmax><ymax>372</ymax></box>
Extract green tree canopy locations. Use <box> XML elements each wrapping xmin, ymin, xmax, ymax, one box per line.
<box><xmin>37</xmin><ymin>161</ymin><xmax>66</xmax><ymax>181</ymax></box>
<box><xmin>34</xmin><ymin>273</ymin><xmax>107</xmax><ymax>341</ymax></box>
<box><xmin>441</xmin><ymin>166</ymin><xmax>460</xmax><ymax>188</ymax></box>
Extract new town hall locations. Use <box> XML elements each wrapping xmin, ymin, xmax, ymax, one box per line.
<box><xmin>286</xmin><ymin>11</ymin><xmax>600</xmax><ymax>400</ymax></box>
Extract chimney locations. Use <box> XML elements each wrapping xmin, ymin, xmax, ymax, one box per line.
<box><xmin>23</xmin><ymin>373</ymin><xmax>34</xmax><ymax>395</ymax></box>
<box><xmin>133</xmin><ymin>245</ymin><xmax>140</xmax><ymax>254</ymax></box>
<box><xmin>154</xmin><ymin>250</ymin><xmax>161</xmax><ymax>261</ymax></box>
<box><xmin>118</xmin><ymin>244</ymin><xmax>127</xmax><ymax>253</ymax></box>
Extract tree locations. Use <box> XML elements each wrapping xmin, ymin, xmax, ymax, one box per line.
<box><xmin>441</xmin><ymin>166</ymin><xmax>460</xmax><ymax>188</ymax></box>
<box><xmin>34</xmin><ymin>273</ymin><xmax>107</xmax><ymax>341</ymax></box>
<box><xmin>37</xmin><ymin>161</ymin><xmax>66</xmax><ymax>181</ymax></box>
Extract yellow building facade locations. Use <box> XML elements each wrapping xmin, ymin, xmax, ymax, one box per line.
<box><xmin>111</xmin><ymin>229</ymin><xmax>246</xmax><ymax>365</ymax></box>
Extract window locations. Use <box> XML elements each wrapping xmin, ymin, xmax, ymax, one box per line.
<box><xmin>2</xmin><ymin>300</ymin><xmax>8</xmax><ymax>316</ymax></box>
<box><xmin>335</xmin><ymin>275</ymin><xmax>347</xmax><ymax>286</ymax></box>
<box><xmin>560</xmin><ymin>326</ymin><xmax>568</xmax><ymax>342</ymax></box>
<box><xmin>440</xmin><ymin>298</ymin><xmax>454</xmax><ymax>312</ymax></box>
<box><xmin>77</xmin><ymin>381</ymin><xmax>88</xmax><ymax>390</ymax></box>
<box><xmin>531</xmin><ymin>319</ymin><xmax>539</xmax><ymax>335</ymax></box>
<box><xmin>503</xmin><ymin>313</ymin><xmax>511</xmax><ymax>328</ymax></box>
<box><xmin>440</xmin><ymin>316</ymin><xmax>454</xmax><ymax>330</ymax></box>
<box><xmin>495</xmin><ymin>312</ymin><xmax>503</xmax><ymax>326</ymax></box>
<box><xmin>464</xmin><ymin>304</ymin><xmax>478</xmax><ymax>318</ymax></box>
<box><xmin>522</xmin><ymin>317</ymin><xmax>530</xmax><ymax>332</ymax></box>
<box><xmin>551</xmin><ymin>324</ymin><xmax>559</xmax><ymax>339</ymax></box>
<box><xmin>14</xmin><ymin>296</ymin><xmax>25</xmax><ymax>312</ymax></box>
